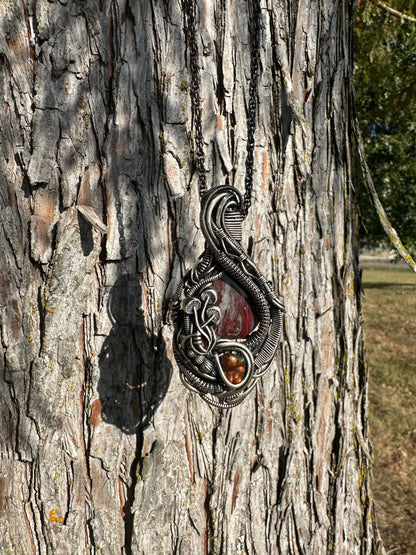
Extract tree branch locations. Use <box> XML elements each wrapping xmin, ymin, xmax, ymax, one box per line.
<box><xmin>353</xmin><ymin>117</ymin><xmax>416</xmax><ymax>272</ymax></box>
<box><xmin>369</xmin><ymin>0</ymin><xmax>416</xmax><ymax>24</ymax></box>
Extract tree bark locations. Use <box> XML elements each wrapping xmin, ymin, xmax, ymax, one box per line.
<box><xmin>0</xmin><ymin>0</ymin><xmax>384</xmax><ymax>553</ymax></box>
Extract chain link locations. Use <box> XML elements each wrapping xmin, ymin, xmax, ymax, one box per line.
<box><xmin>243</xmin><ymin>0</ymin><xmax>261</xmax><ymax>216</ymax></box>
<box><xmin>183</xmin><ymin>0</ymin><xmax>261</xmax><ymax>215</ymax></box>
<box><xmin>183</xmin><ymin>0</ymin><xmax>207</xmax><ymax>195</ymax></box>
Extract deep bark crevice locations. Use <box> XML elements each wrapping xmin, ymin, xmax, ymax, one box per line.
<box><xmin>123</xmin><ymin>429</ymin><xmax>143</xmax><ymax>555</ymax></box>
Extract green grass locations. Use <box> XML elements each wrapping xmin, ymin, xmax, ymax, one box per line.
<box><xmin>362</xmin><ymin>266</ymin><xmax>416</xmax><ymax>555</ymax></box>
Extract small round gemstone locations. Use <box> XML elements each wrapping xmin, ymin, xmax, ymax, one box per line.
<box><xmin>220</xmin><ymin>352</ymin><xmax>247</xmax><ymax>385</ymax></box>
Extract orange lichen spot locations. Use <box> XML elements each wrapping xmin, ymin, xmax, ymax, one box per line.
<box><xmin>90</xmin><ymin>398</ymin><xmax>102</xmax><ymax>427</ymax></box>
<box><xmin>118</xmin><ymin>478</ymin><xmax>125</xmax><ymax>519</ymax></box>
<box><xmin>49</xmin><ymin>508</ymin><xmax>63</xmax><ymax>524</ymax></box>
<box><xmin>231</xmin><ymin>470</ymin><xmax>241</xmax><ymax>513</ymax></box>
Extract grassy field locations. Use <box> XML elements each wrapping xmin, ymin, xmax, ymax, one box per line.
<box><xmin>362</xmin><ymin>266</ymin><xmax>416</xmax><ymax>554</ymax></box>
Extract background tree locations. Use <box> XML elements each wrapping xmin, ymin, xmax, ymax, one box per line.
<box><xmin>354</xmin><ymin>0</ymin><xmax>416</xmax><ymax>254</ymax></box>
<box><xmin>0</xmin><ymin>0</ymin><xmax>383</xmax><ymax>553</ymax></box>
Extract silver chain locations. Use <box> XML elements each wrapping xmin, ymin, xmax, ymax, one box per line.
<box><xmin>183</xmin><ymin>0</ymin><xmax>261</xmax><ymax>217</ymax></box>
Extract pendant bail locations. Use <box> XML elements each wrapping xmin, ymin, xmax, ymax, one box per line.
<box><xmin>224</xmin><ymin>210</ymin><xmax>243</xmax><ymax>242</ymax></box>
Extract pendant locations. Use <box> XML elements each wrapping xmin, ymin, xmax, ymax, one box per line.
<box><xmin>173</xmin><ymin>186</ymin><xmax>284</xmax><ymax>408</ymax></box>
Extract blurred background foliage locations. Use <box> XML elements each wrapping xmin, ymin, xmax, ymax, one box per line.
<box><xmin>354</xmin><ymin>0</ymin><xmax>416</xmax><ymax>255</ymax></box>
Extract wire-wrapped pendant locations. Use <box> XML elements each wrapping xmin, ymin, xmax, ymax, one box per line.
<box><xmin>173</xmin><ymin>186</ymin><xmax>284</xmax><ymax>408</ymax></box>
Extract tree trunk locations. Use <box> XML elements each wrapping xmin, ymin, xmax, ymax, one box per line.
<box><xmin>0</xmin><ymin>0</ymin><xmax>383</xmax><ymax>553</ymax></box>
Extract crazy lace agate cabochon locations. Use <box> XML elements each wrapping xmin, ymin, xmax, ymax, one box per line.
<box><xmin>211</xmin><ymin>275</ymin><xmax>258</xmax><ymax>339</ymax></box>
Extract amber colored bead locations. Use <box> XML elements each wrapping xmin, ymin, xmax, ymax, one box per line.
<box><xmin>220</xmin><ymin>352</ymin><xmax>246</xmax><ymax>385</ymax></box>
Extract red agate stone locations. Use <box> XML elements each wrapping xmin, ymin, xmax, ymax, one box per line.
<box><xmin>212</xmin><ymin>276</ymin><xmax>258</xmax><ymax>339</ymax></box>
<box><xmin>220</xmin><ymin>352</ymin><xmax>246</xmax><ymax>384</ymax></box>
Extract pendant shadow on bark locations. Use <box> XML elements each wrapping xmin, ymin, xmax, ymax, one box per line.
<box><xmin>97</xmin><ymin>273</ymin><xmax>172</xmax><ymax>553</ymax></box>
<box><xmin>97</xmin><ymin>273</ymin><xmax>172</xmax><ymax>434</ymax></box>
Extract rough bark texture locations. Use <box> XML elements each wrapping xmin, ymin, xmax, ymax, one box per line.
<box><xmin>0</xmin><ymin>0</ymin><xmax>383</xmax><ymax>553</ymax></box>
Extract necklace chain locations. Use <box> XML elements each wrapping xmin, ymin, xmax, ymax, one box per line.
<box><xmin>184</xmin><ymin>0</ymin><xmax>207</xmax><ymax>195</ymax></box>
<box><xmin>183</xmin><ymin>0</ymin><xmax>261</xmax><ymax>217</ymax></box>
<box><xmin>243</xmin><ymin>0</ymin><xmax>261</xmax><ymax>216</ymax></box>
